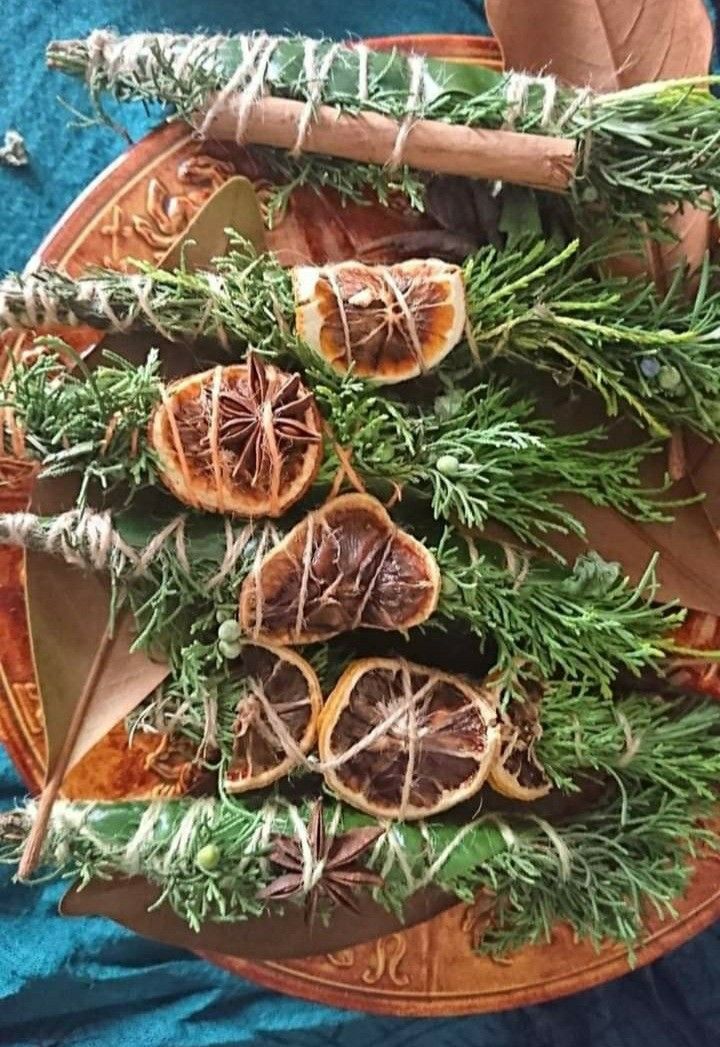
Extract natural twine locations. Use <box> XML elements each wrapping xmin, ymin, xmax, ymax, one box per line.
<box><xmin>0</xmin><ymin>508</ymin><xmax>269</xmax><ymax>590</ymax></box>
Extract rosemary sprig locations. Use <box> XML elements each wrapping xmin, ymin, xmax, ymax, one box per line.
<box><xmin>4</xmin><ymin>235</ymin><xmax>720</xmax><ymax>436</ymax></box>
<box><xmin>0</xmin><ymin>348</ymin><xmax>673</xmax><ymax>545</ymax></box>
<box><xmin>463</xmin><ymin>239</ymin><xmax>720</xmax><ymax>437</ymax></box>
<box><xmin>45</xmin><ymin>31</ymin><xmax>720</xmax><ymax>229</ymax></box>
<box><xmin>538</xmin><ymin>687</ymin><xmax>720</xmax><ymax>799</ymax></box>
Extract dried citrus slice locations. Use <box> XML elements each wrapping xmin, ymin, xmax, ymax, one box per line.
<box><xmin>223</xmin><ymin>642</ymin><xmax>322</xmax><ymax>793</ymax></box>
<box><xmin>488</xmin><ymin>680</ymin><xmax>552</xmax><ymax>802</ymax></box>
<box><xmin>149</xmin><ymin>355</ymin><xmax>323</xmax><ymax>517</ymax></box>
<box><xmin>318</xmin><ymin>657</ymin><xmax>501</xmax><ymax>821</ymax></box>
<box><xmin>293</xmin><ymin>258</ymin><xmax>466</xmax><ymax>383</ymax></box>
<box><xmin>238</xmin><ymin>493</ymin><xmax>440</xmax><ymax>645</ymax></box>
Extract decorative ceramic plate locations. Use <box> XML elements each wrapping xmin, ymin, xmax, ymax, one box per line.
<box><xmin>1</xmin><ymin>34</ymin><xmax>719</xmax><ymax>1018</ymax></box>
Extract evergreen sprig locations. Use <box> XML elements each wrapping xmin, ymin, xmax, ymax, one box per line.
<box><xmin>310</xmin><ymin>359</ymin><xmax>673</xmax><ymax>542</ymax></box>
<box><xmin>0</xmin><ymin>508</ymin><xmax>681</xmax><ymax>694</ymax></box>
<box><xmin>433</xmin><ymin>532</ymin><xmax>682</xmax><ymax>692</ymax></box>
<box><xmin>0</xmin><ymin>347</ymin><xmax>673</xmax><ymax>547</ymax></box>
<box><xmin>538</xmin><ymin>687</ymin><xmax>720</xmax><ymax>800</ymax></box>
<box><xmin>4</xmin><ymin>236</ymin><xmax>720</xmax><ymax>437</ymax></box>
<box><xmin>45</xmin><ymin>31</ymin><xmax>720</xmax><ymax>230</ymax></box>
<box><xmin>0</xmin><ymin>346</ymin><xmax>162</xmax><ymax>504</ymax></box>
<box><xmin>2</xmin><ymin>774</ymin><xmax>717</xmax><ymax>954</ymax></box>
<box><xmin>464</xmin><ymin>238</ymin><xmax>720</xmax><ymax>436</ymax></box>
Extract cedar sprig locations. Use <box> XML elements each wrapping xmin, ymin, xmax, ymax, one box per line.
<box><xmin>0</xmin><ymin>347</ymin><xmax>675</xmax><ymax>548</ymax></box>
<box><xmin>462</xmin><ymin>782</ymin><xmax>717</xmax><ymax>959</ymax></box>
<box><xmin>4</xmin><ymin>235</ymin><xmax>720</xmax><ymax>437</ymax></box>
<box><xmin>2</xmin><ymin>774</ymin><xmax>717</xmax><ymax>953</ymax></box>
<box><xmin>0</xmin><ymin>346</ymin><xmax>162</xmax><ymax>504</ymax></box>
<box><xmin>0</xmin><ymin>507</ymin><xmax>681</xmax><ymax>694</ymax></box>
<box><xmin>309</xmin><ymin>359</ymin><xmax>675</xmax><ymax>543</ymax></box>
<box><xmin>433</xmin><ymin>531</ymin><xmax>683</xmax><ymax>693</ymax></box>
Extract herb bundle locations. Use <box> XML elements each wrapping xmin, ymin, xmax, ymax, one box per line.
<box><xmin>0</xmin><ymin>348</ymin><xmax>673</xmax><ymax>548</ymax></box>
<box><xmin>45</xmin><ymin>31</ymin><xmax>720</xmax><ymax>232</ymax></box>
<box><xmin>4</xmin><ymin>236</ymin><xmax>720</xmax><ymax>436</ymax></box>
<box><xmin>3</xmin><ymin>14</ymin><xmax>720</xmax><ymax>968</ymax></box>
<box><xmin>2</xmin><ymin>754</ymin><xmax>718</xmax><ymax>952</ymax></box>
<box><xmin>0</xmin><ymin>506</ymin><xmax>681</xmax><ymax>695</ymax></box>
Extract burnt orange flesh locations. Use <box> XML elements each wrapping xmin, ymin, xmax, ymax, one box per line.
<box><xmin>294</xmin><ymin>259</ymin><xmax>466</xmax><ymax>383</ymax></box>
<box><xmin>150</xmin><ymin>357</ymin><xmax>323</xmax><ymax>517</ymax></box>
<box><xmin>319</xmin><ymin>658</ymin><xmax>500</xmax><ymax>820</ymax></box>
<box><xmin>224</xmin><ymin>643</ymin><xmax>322</xmax><ymax>793</ymax></box>
<box><xmin>239</xmin><ymin>494</ymin><xmax>441</xmax><ymax>645</ymax></box>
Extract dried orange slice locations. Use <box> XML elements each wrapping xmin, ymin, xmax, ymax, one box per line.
<box><xmin>293</xmin><ymin>258</ymin><xmax>466</xmax><ymax>383</ymax></box>
<box><xmin>149</xmin><ymin>355</ymin><xmax>323</xmax><ymax>517</ymax></box>
<box><xmin>223</xmin><ymin>642</ymin><xmax>322</xmax><ymax>793</ymax></box>
<box><xmin>318</xmin><ymin>657</ymin><xmax>501</xmax><ymax>821</ymax></box>
<box><xmin>488</xmin><ymin>680</ymin><xmax>552</xmax><ymax>802</ymax></box>
<box><xmin>238</xmin><ymin>493</ymin><xmax>440</xmax><ymax>645</ymax></box>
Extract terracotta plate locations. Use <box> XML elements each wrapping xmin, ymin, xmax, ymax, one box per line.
<box><xmin>1</xmin><ymin>34</ymin><xmax>720</xmax><ymax>1018</ymax></box>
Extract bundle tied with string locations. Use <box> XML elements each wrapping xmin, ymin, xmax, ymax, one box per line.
<box><xmin>73</xmin><ymin>29</ymin><xmax>578</xmax><ymax>191</ymax></box>
<box><xmin>197</xmin><ymin>35</ymin><xmax>577</xmax><ymax>190</ymax></box>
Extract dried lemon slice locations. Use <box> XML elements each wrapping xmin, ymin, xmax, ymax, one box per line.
<box><xmin>488</xmin><ymin>680</ymin><xmax>552</xmax><ymax>802</ymax></box>
<box><xmin>238</xmin><ymin>493</ymin><xmax>441</xmax><ymax>645</ymax></box>
<box><xmin>293</xmin><ymin>258</ymin><xmax>466</xmax><ymax>383</ymax></box>
<box><xmin>149</xmin><ymin>356</ymin><xmax>323</xmax><ymax>517</ymax></box>
<box><xmin>223</xmin><ymin>642</ymin><xmax>322</xmax><ymax>793</ymax></box>
<box><xmin>318</xmin><ymin>657</ymin><xmax>500</xmax><ymax>821</ymax></box>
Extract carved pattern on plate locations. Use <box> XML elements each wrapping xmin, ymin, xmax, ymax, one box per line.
<box><xmin>361</xmin><ymin>934</ymin><xmax>411</xmax><ymax>988</ymax></box>
<box><xmin>99</xmin><ymin>150</ymin><xmax>237</xmax><ymax>269</ymax></box>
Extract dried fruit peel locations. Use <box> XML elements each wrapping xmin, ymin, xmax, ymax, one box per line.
<box><xmin>318</xmin><ymin>657</ymin><xmax>501</xmax><ymax>821</ymax></box>
<box><xmin>239</xmin><ymin>493</ymin><xmax>441</xmax><ymax>644</ymax></box>
<box><xmin>149</xmin><ymin>358</ymin><xmax>322</xmax><ymax>517</ymax></box>
<box><xmin>293</xmin><ymin>259</ymin><xmax>466</xmax><ymax>382</ymax></box>
<box><xmin>223</xmin><ymin>643</ymin><xmax>322</xmax><ymax>794</ymax></box>
<box><xmin>488</xmin><ymin>686</ymin><xmax>552</xmax><ymax>802</ymax></box>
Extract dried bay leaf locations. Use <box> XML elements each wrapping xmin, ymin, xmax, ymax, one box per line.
<box><xmin>486</xmin><ymin>0</ymin><xmax>712</xmax><ymax>90</ymax></box>
<box><xmin>25</xmin><ymin>476</ymin><xmax>170</xmax><ymax>782</ymax></box>
<box><xmin>61</xmin><ymin>876</ymin><xmax>454</xmax><ymax>961</ymax></box>
<box><xmin>488</xmin><ymin>0</ymin><xmax>714</xmax><ymax>276</ymax></box>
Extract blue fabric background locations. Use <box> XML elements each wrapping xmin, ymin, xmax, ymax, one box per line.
<box><xmin>2</xmin><ymin>3</ymin><xmax>720</xmax><ymax>1045</ymax></box>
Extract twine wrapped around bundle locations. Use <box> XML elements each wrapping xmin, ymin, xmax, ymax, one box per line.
<box><xmin>57</xmin><ymin>30</ymin><xmax>577</xmax><ymax>191</ymax></box>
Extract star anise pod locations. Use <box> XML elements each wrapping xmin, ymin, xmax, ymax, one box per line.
<box><xmin>258</xmin><ymin>799</ymin><xmax>384</xmax><ymax>925</ymax></box>
<box><xmin>218</xmin><ymin>353</ymin><xmax>321</xmax><ymax>484</ymax></box>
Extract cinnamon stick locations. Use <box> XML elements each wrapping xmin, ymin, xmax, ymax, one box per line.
<box><xmin>17</xmin><ymin>623</ymin><xmax>114</xmax><ymax>879</ymax></box>
<box><xmin>202</xmin><ymin>96</ymin><xmax>576</xmax><ymax>193</ymax></box>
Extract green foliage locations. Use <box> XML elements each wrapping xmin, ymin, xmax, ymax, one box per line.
<box><xmin>47</xmin><ymin>32</ymin><xmax>720</xmax><ymax>230</ymax></box>
<box><xmin>1</xmin><ymin>346</ymin><xmax>161</xmax><ymax>504</ymax></box>
<box><xmin>433</xmin><ymin>533</ymin><xmax>683</xmax><ymax>692</ymax></box>
<box><xmin>464</xmin><ymin>238</ymin><xmax>720</xmax><ymax>437</ymax></box>
<box><xmin>539</xmin><ymin>687</ymin><xmax>720</xmax><ymax>800</ymax></box>
<box><xmin>310</xmin><ymin>358</ymin><xmax>674</xmax><ymax>545</ymax></box>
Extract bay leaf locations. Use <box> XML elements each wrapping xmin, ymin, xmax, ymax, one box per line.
<box><xmin>488</xmin><ymin>0</ymin><xmax>713</xmax><ymax>275</ymax></box>
<box><xmin>61</xmin><ymin>876</ymin><xmax>454</xmax><ymax>961</ymax></box>
<box><xmin>25</xmin><ymin>476</ymin><xmax>169</xmax><ymax>782</ymax></box>
<box><xmin>486</xmin><ymin>0</ymin><xmax>712</xmax><ymax>90</ymax></box>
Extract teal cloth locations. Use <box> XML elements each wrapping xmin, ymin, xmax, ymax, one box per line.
<box><xmin>2</xmin><ymin>3</ymin><xmax>720</xmax><ymax>1045</ymax></box>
